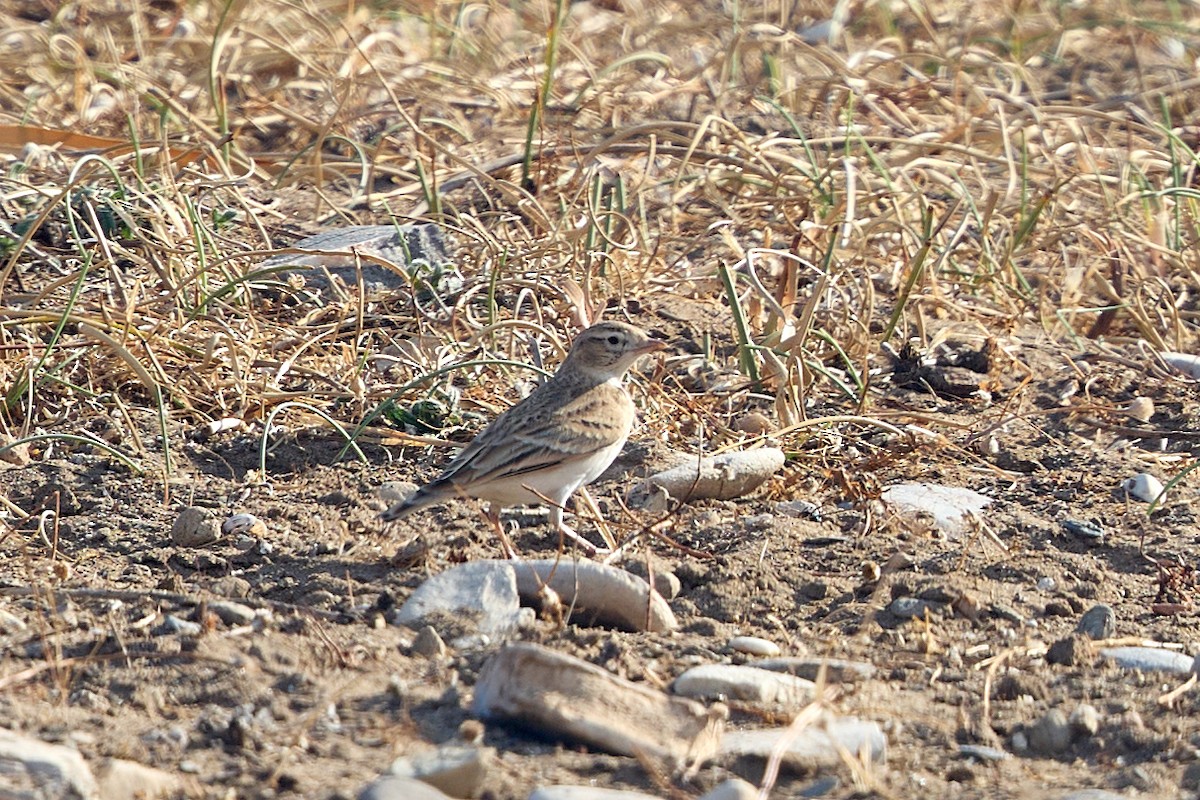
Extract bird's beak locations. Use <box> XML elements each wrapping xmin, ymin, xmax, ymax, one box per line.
<box><xmin>635</xmin><ymin>339</ymin><xmax>667</xmax><ymax>355</ymax></box>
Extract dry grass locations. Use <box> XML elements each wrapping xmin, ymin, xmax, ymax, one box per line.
<box><xmin>2</xmin><ymin>0</ymin><xmax>1199</xmax><ymax>495</ymax></box>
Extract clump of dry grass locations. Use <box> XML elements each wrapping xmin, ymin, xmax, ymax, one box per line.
<box><xmin>1</xmin><ymin>0</ymin><xmax>1199</xmax><ymax>502</ymax></box>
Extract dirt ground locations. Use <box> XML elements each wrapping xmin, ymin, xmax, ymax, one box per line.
<box><xmin>4</xmin><ymin>303</ymin><xmax>1200</xmax><ymax>799</ymax></box>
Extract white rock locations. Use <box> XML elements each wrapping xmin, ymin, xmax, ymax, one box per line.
<box><xmin>0</xmin><ymin>728</ymin><xmax>98</xmax><ymax>798</ymax></box>
<box><xmin>1122</xmin><ymin>473</ymin><xmax>1165</xmax><ymax>504</ymax></box>
<box><xmin>718</xmin><ymin>716</ymin><xmax>886</xmax><ymax>770</ymax></box>
<box><xmin>1126</xmin><ymin>397</ymin><xmax>1154</xmax><ymax>423</ymax></box>
<box><xmin>389</xmin><ymin>745</ymin><xmax>494</xmax><ymax>798</ymax></box>
<box><xmin>728</xmin><ymin>636</ymin><xmax>779</xmax><ymax>657</ymax></box>
<box><xmin>472</xmin><ymin>643</ymin><xmax>724</xmax><ymax>765</ymax></box>
<box><xmin>1161</xmin><ymin>351</ymin><xmax>1200</xmax><ymax>379</ymax></box>
<box><xmin>359</xmin><ymin>775</ymin><xmax>454</xmax><ymax>800</ymax></box>
<box><xmin>674</xmin><ymin>665</ymin><xmax>815</xmax><ymax>708</ymax></box>
<box><xmin>393</xmin><ymin>561</ymin><xmax>522</xmax><ymax>638</ymax></box>
<box><xmin>221</xmin><ymin>513</ymin><xmax>267</xmax><ymax>538</ymax></box>
<box><xmin>880</xmin><ymin>483</ymin><xmax>991</xmax><ymax>534</ymax></box>
<box><xmin>752</xmin><ymin>657</ymin><xmax>876</xmax><ymax>683</ymax></box>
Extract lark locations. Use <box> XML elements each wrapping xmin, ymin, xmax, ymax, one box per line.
<box><xmin>380</xmin><ymin>321</ymin><xmax>665</xmax><ymax>553</ymax></box>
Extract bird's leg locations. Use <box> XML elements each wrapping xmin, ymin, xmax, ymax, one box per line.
<box><xmin>549</xmin><ymin>504</ymin><xmax>604</xmax><ymax>556</ymax></box>
<box><xmin>486</xmin><ymin>503</ymin><xmax>519</xmax><ymax>559</ymax></box>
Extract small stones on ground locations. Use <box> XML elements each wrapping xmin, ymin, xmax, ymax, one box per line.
<box><xmin>752</xmin><ymin>657</ymin><xmax>876</xmax><ymax>683</ymax></box>
<box><xmin>1063</xmin><ymin>519</ymin><xmax>1104</xmax><ymax>545</ymax></box>
<box><xmin>471</xmin><ymin>643</ymin><xmax>725</xmax><ymax>765</ymax></box>
<box><xmin>727</xmin><ymin>635</ymin><xmax>780</xmax><ymax>657</ymax></box>
<box><xmin>358</xmin><ymin>774</ymin><xmax>454</xmax><ymax>800</ymax></box>
<box><xmin>672</xmin><ymin>664</ymin><xmax>815</xmax><ymax>709</ymax></box>
<box><xmin>197</xmin><ymin>417</ymin><xmax>245</xmax><ymax>439</ymax></box>
<box><xmin>411</xmin><ymin>626</ymin><xmax>447</xmax><ymax>659</ymax></box>
<box><xmin>1027</xmin><ymin>708</ymin><xmax>1072</xmax><ymax>755</ymax></box>
<box><xmin>621</xmin><ymin>561</ymin><xmax>681</xmax><ymax>599</ymax></box>
<box><xmin>1076</xmin><ymin>604</ymin><xmax>1115</xmax><ymax>640</ymax></box>
<box><xmin>1099</xmin><ymin>646</ymin><xmax>1196</xmax><ymax>674</ymax></box>
<box><xmin>389</xmin><ymin>744</ymin><xmax>495</xmax><ymax>798</ymax></box>
<box><xmin>0</xmin><ymin>606</ymin><xmax>27</xmax><ymax>632</ymax></box>
<box><xmin>0</xmin><ymin>728</ymin><xmax>99</xmax><ymax>799</ymax></box>
<box><xmin>1126</xmin><ymin>396</ymin><xmax>1155</xmax><ymax>422</ymax></box>
<box><xmin>887</xmin><ymin>597</ymin><xmax>943</xmax><ymax>620</ymax></box>
<box><xmin>162</xmin><ymin>615</ymin><xmax>202</xmax><ymax>636</ymax></box>
<box><xmin>626</xmin><ymin>448</ymin><xmax>785</xmax><ymax>506</ymax></box>
<box><xmin>1160</xmin><ymin>351</ymin><xmax>1200</xmax><ymax>379</ymax></box>
<box><xmin>392</xmin><ymin>560</ymin><xmax>522</xmax><ymax>639</ymax></box>
<box><xmin>1121</xmin><ymin>473</ymin><xmax>1165</xmax><ymax>504</ymax></box>
<box><xmin>718</xmin><ymin>716</ymin><xmax>886</xmax><ymax>771</ymax></box>
<box><xmin>170</xmin><ymin>506</ymin><xmax>222</xmax><ymax>547</ymax></box>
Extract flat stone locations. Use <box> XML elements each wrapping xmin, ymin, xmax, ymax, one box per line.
<box><xmin>208</xmin><ymin>600</ymin><xmax>256</xmax><ymax>626</ymax></box>
<box><xmin>698</xmin><ymin>778</ymin><xmax>758</xmax><ymax>800</ymax></box>
<box><xmin>1100</xmin><ymin>646</ymin><xmax>1196</xmax><ymax>675</ymax></box>
<box><xmin>728</xmin><ymin>636</ymin><xmax>779</xmax><ymax>657</ymax></box>
<box><xmin>508</xmin><ymin>559</ymin><xmax>676</xmax><ymax>632</ymax></box>
<box><xmin>411</xmin><ymin>626</ymin><xmax>447</xmax><ymax>659</ymax></box>
<box><xmin>358</xmin><ymin>775</ymin><xmax>454</xmax><ymax>800</ymax></box>
<box><xmin>673</xmin><ymin>665</ymin><xmax>815</xmax><ymax>708</ymax></box>
<box><xmin>718</xmin><ymin>716</ymin><xmax>886</xmax><ymax>771</ymax></box>
<box><xmin>0</xmin><ymin>728</ymin><xmax>98</xmax><ymax>799</ymax></box>
<box><xmin>389</xmin><ymin>745</ymin><xmax>494</xmax><ymax>798</ymax></box>
<box><xmin>393</xmin><ymin>561</ymin><xmax>522</xmax><ymax>639</ymax></box>
<box><xmin>472</xmin><ymin>643</ymin><xmax>724</xmax><ymax>766</ymax></box>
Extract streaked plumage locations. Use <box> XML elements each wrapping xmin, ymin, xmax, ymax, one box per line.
<box><xmin>381</xmin><ymin>321</ymin><xmax>664</xmax><ymax>552</ymax></box>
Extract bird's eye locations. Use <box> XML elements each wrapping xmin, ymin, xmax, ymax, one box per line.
<box><xmin>607</xmin><ymin>335</ymin><xmax>620</xmax><ymax>345</ymax></box>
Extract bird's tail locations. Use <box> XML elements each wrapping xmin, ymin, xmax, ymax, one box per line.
<box><xmin>379</xmin><ymin>484</ymin><xmax>440</xmax><ymax>522</ymax></box>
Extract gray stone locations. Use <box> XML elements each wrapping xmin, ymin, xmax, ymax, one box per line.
<box><xmin>1076</xmin><ymin>604</ymin><xmax>1115</xmax><ymax>640</ymax></box>
<box><xmin>1059</xmin><ymin>792</ymin><xmax>1128</xmax><ymax>800</ymax></box>
<box><xmin>673</xmin><ymin>664</ymin><xmax>814</xmax><ymax>708</ymax></box>
<box><xmin>359</xmin><ymin>775</ymin><xmax>454</xmax><ymax>800</ymax></box>
<box><xmin>393</xmin><ymin>561</ymin><xmax>522</xmax><ymax>638</ymax></box>
<box><xmin>1100</xmin><ymin>646</ymin><xmax>1196</xmax><ymax>674</ymax></box>
<box><xmin>887</xmin><ymin>597</ymin><xmax>943</xmax><ymax>619</ymax></box>
<box><xmin>958</xmin><ymin>744</ymin><xmax>1010</xmax><ymax>761</ymax></box>
<box><xmin>1027</xmin><ymin>708</ymin><xmax>1072</xmax><ymax>755</ymax></box>
<box><xmin>0</xmin><ymin>728</ymin><xmax>98</xmax><ymax>799</ymax></box>
<box><xmin>163</xmin><ymin>615</ymin><xmax>202</xmax><ymax>636</ymax></box>
<box><xmin>719</xmin><ymin>716</ymin><xmax>886</xmax><ymax>770</ymax></box>
<box><xmin>389</xmin><ymin>745</ymin><xmax>494</xmax><ymax>798</ymax></box>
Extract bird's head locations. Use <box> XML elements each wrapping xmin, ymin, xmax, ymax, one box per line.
<box><xmin>564</xmin><ymin>321</ymin><xmax>665</xmax><ymax>380</ymax></box>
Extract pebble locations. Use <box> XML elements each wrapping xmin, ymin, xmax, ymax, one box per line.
<box><xmin>1076</xmin><ymin>604</ymin><xmax>1115</xmax><ymax>640</ymax></box>
<box><xmin>0</xmin><ymin>728</ymin><xmax>99</xmax><ymax>798</ymax></box>
<box><xmin>509</xmin><ymin>559</ymin><xmax>677</xmax><ymax>632</ymax></box>
<box><xmin>389</xmin><ymin>744</ymin><xmax>494</xmax><ymax>798</ymax></box>
<box><xmin>0</xmin><ymin>607</ymin><xmax>27</xmax><ymax>632</ymax></box>
<box><xmin>958</xmin><ymin>744</ymin><xmax>1010</xmax><ymax>761</ymax></box>
<box><xmin>1027</xmin><ymin>708</ymin><xmax>1072</xmax><ymax>755</ymax></box>
<box><xmin>728</xmin><ymin>636</ymin><xmax>780</xmax><ymax>657</ymax></box>
<box><xmin>392</xmin><ymin>561</ymin><xmax>522</xmax><ymax>638</ymax></box>
<box><xmin>1069</xmin><ymin>704</ymin><xmax>1100</xmax><ymax>738</ymax></box>
<box><xmin>1063</xmin><ymin>519</ymin><xmax>1104</xmax><ymax>544</ymax></box>
<box><xmin>628</xmin><ymin>448</ymin><xmax>786</xmax><ymax>505</ymax></box>
<box><xmin>221</xmin><ymin>513</ymin><xmax>267</xmax><ymax>538</ymax></box>
<box><xmin>358</xmin><ymin>775</ymin><xmax>453</xmax><ymax>800</ymax></box>
<box><xmin>163</xmin><ymin>615</ymin><xmax>202</xmax><ymax>636</ymax></box>
<box><xmin>673</xmin><ymin>664</ymin><xmax>815</xmax><ymax>708</ymax></box>
<box><xmin>411</xmin><ymin>626</ymin><xmax>447</xmax><ymax>659</ymax></box>
<box><xmin>208</xmin><ymin>601</ymin><xmax>256</xmax><ymax>626</ymax></box>
<box><xmin>1100</xmin><ymin>646</ymin><xmax>1196</xmax><ymax>674</ymax></box>
<box><xmin>1126</xmin><ymin>396</ymin><xmax>1155</xmax><ymax>422</ymax></box>
<box><xmin>888</xmin><ymin>597</ymin><xmax>943</xmax><ymax>619</ymax></box>
<box><xmin>753</xmin><ymin>657</ymin><xmax>876</xmax><ymax>683</ymax></box>
<box><xmin>718</xmin><ymin>716</ymin><xmax>886</xmax><ymax>770</ymax></box>
<box><xmin>1122</xmin><ymin>473</ymin><xmax>1165</xmax><ymax>504</ymax></box>
<box><xmin>170</xmin><ymin>506</ymin><xmax>222</xmax><ymax>547</ymax></box>
<box><xmin>622</xmin><ymin>562</ymin><xmax>681</xmax><ymax>599</ymax></box>
<box><xmin>94</xmin><ymin>758</ymin><xmax>182</xmax><ymax>800</ymax></box>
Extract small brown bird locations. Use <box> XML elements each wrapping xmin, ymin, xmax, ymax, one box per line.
<box><xmin>380</xmin><ymin>321</ymin><xmax>665</xmax><ymax>552</ymax></box>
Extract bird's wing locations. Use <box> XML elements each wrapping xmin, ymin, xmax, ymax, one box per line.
<box><xmin>437</xmin><ymin>380</ymin><xmax>634</xmax><ymax>486</ymax></box>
